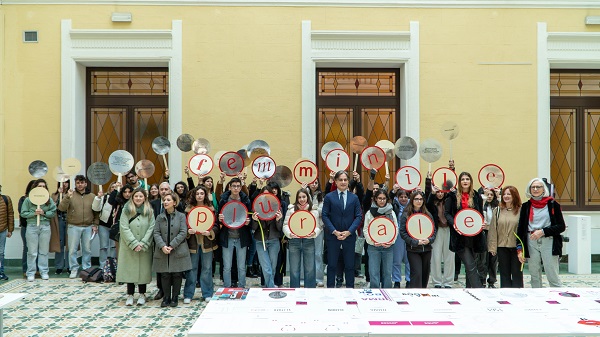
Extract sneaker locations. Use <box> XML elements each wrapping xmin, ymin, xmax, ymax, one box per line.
<box><xmin>444</xmin><ymin>285</ymin><xmax>452</xmax><ymax>289</ymax></box>
<box><xmin>434</xmin><ymin>285</ymin><xmax>442</xmax><ymax>288</ymax></box>
<box><xmin>137</xmin><ymin>294</ymin><xmax>146</xmax><ymax>306</ymax></box>
<box><xmin>55</xmin><ymin>269</ymin><xmax>63</xmax><ymax>275</ymax></box>
<box><xmin>317</xmin><ymin>281</ymin><xmax>324</xmax><ymax>287</ymax></box>
<box><xmin>0</xmin><ymin>273</ymin><xmax>8</xmax><ymax>281</ymax></box>
<box><xmin>41</xmin><ymin>274</ymin><xmax>49</xmax><ymax>280</ymax></box>
<box><xmin>125</xmin><ymin>295</ymin><xmax>134</xmax><ymax>306</ymax></box>
<box><xmin>69</xmin><ymin>270</ymin><xmax>78</xmax><ymax>279</ymax></box>
<box><xmin>204</xmin><ymin>297</ymin><xmax>211</xmax><ymax>303</ymax></box>
<box><xmin>183</xmin><ymin>298</ymin><xmax>191</xmax><ymax>304</ymax></box>
<box><xmin>27</xmin><ymin>275</ymin><xmax>35</xmax><ymax>282</ymax></box>
<box><xmin>393</xmin><ymin>282</ymin><xmax>401</xmax><ymax>288</ymax></box>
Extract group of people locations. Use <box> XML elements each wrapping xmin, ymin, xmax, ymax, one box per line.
<box><xmin>0</xmin><ymin>158</ymin><xmax>567</xmax><ymax>309</ymax></box>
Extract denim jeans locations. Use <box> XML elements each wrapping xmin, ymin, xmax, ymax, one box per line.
<box><xmin>288</xmin><ymin>238</ymin><xmax>316</xmax><ymax>288</ymax></box>
<box><xmin>184</xmin><ymin>251</ymin><xmax>200</xmax><ymax>300</ymax></box>
<box><xmin>392</xmin><ymin>239</ymin><xmax>410</xmax><ymax>282</ymax></box>
<box><xmin>67</xmin><ymin>225</ymin><xmax>92</xmax><ymax>271</ymax></box>
<box><xmin>314</xmin><ymin>231</ymin><xmax>324</xmax><ymax>283</ymax></box>
<box><xmin>0</xmin><ymin>230</ymin><xmax>6</xmax><ymax>274</ymax></box>
<box><xmin>368</xmin><ymin>244</ymin><xmax>393</xmax><ymax>288</ymax></box>
<box><xmin>222</xmin><ymin>238</ymin><xmax>246</xmax><ymax>287</ymax></box>
<box><xmin>255</xmin><ymin>239</ymin><xmax>280</xmax><ymax>288</ymax></box>
<box><xmin>26</xmin><ymin>224</ymin><xmax>51</xmax><ymax>277</ymax></box>
<box><xmin>20</xmin><ymin>226</ymin><xmax>27</xmax><ymax>273</ymax></box>
<box><xmin>528</xmin><ymin>236</ymin><xmax>561</xmax><ymax>288</ymax></box>
<box><xmin>200</xmin><ymin>250</ymin><xmax>214</xmax><ymax>298</ymax></box>
<box><xmin>98</xmin><ymin>225</ymin><xmax>115</xmax><ymax>268</ymax></box>
<box><xmin>246</xmin><ymin>231</ymin><xmax>257</xmax><ymax>267</ymax></box>
<box><xmin>54</xmin><ymin>216</ymin><xmax>68</xmax><ymax>270</ymax></box>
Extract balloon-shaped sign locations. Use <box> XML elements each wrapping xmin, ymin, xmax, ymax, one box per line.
<box><xmin>293</xmin><ymin>159</ymin><xmax>318</xmax><ymax>185</ymax></box>
<box><xmin>189</xmin><ymin>154</ymin><xmax>214</xmax><ymax>177</ymax></box>
<box><xmin>288</xmin><ymin>210</ymin><xmax>317</xmax><ymax>238</ymax></box>
<box><xmin>350</xmin><ymin>136</ymin><xmax>368</xmax><ymax>171</ymax></box>
<box><xmin>187</xmin><ymin>206</ymin><xmax>215</xmax><ymax>233</ymax></box>
<box><xmin>220</xmin><ymin>200</ymin><xmax>248</xmax><ymax>229</ymax></box>
<box><xmin>87</xmin><ymin>162</ymin><xmax>112</xmax><ymax>192</ymax></box>
<box><xmin>271</xmin><ymin>166</ymin><xmax>293</xmax><ymax>188</ymax></box>
<box><xmin>406</xmin><ymin>213</ymin><xmax>434</xmax><ymax>240</ymax></box>
<box><xmin>252</xmin><ymin>156</ymin><xmax>276</xmax><ymax>179</ymax></box>
<box><xmin>325</xmin><ymin>149</ymin><xmax>350</xmax><ymax>172</ymax></box>
<box><xmin>478</xmin><ymin>164</ymin><xmax>505</xmax><ymax>189</ymax></box>
<box><xmin>252</xmin><ymin>193</ymin><xmax>281</xmax><ymax>221</ymax></box>
<box><xmin>395</xmin><ymin>166</ymin><xmax>422</xmax><ymax>191</ymax></box>
<box><xmin>320</xmin><ymin>141</ymin><xmax>343</xmax><ymax>161</ymax></box>
<box><xmin>192</xmin><ymin>138</ymin><xmax>211</xmax><ymax>155</ymax></box>
<box><xmin>419</xmin><ymin>139</ymin><xmax>443</xmax><ymax>163</ymax></box>
<box><xmin>394</xmin><ymin>137</ymin><xmax>418</xmax><ymax>160</ymax></box>
<box><xmin>177</xmin><ymin>134</ymin><xmax>195</xmax><ymax>152</ymax></box>
<box><xmin>28</xmin><ymin>160</ymin><xmax>48</xmax><ymax>178</ymax></box>
<box><xmin>360</xmin><ymin>146</ymin><xmax>386</xmax><ymax>170</ymax></box>
<box><xmin>454</xmin><ymin>208</ymin><xmax>484</xmax><ymax>237</ymax></box>
<box><xmin>441</xmin><ymin>122</ymin><xmax>460</xmax><ymax>141</ymax></box>
<box><xmin>367</xmin><ymin>216</ymin><xmax>397</xmax><ymax>245</ymax></box>
<box><xmin>62</xmin><ymin>158</ymin><xmax>82</xmax><ymax>176</ymax></box>
<box><xmin>219</xmin><ymin>151</ymin><xmax>244</xmax><ymax>176</ymax></box>
<box><xmin>432</xmin><ymin>167</ymin><xmax>457</xmax><ymax>193</ymax></box>
<box><xmin>152</xmin><ymin>136</ymin><xmax>171</xmax><ymax>171</ymax></box>
<box><xmin>28</xmin><ymin>186</ymin><xmax>49</xmax><ymax>226</ymax></box>
<box><xmin>108</xmin><ymin>150</ymin><xmax>134</xmax><ymax>175</ymax></box>
<box><xmin>135</xmin><ymin>159</ymin><xmax>155</xmax><ymax>179</ymax></box>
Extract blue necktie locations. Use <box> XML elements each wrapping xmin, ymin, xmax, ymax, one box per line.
<box><xmin>339</xmin><ymin>191</ymin><xmax>345</xmax><ymax>210</ymax></box>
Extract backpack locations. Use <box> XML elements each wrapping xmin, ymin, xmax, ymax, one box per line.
<box><xmin>80</xmin><ymin>267</ymin><xmax>103</xmax><ymax>283</ymax></box>
<box><xmin>102</xmin><ymin>257</ymin><xmax>118</xmax><ymax>282</ymax></box>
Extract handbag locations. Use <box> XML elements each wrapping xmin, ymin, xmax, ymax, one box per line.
<box><xmin>80</xmin><ymin>267</ymin><xmax>104</xmax><ymax>283</ymax></box>
<box><xmin>355</xmin><ymin>236</ymin><xmax>366</xmax><ymax>255</ymax></box>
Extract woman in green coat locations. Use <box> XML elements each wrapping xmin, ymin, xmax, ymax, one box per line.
<box><xmin>116</xmin><ymin>188</ymin><xmax>155</xmax><ymax>306</ymax></box>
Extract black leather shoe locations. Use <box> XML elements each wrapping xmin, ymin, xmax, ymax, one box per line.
<box><xmin>454</xmin><ymin>274</ymin><xmax>459</xmax><ymax>281</ymax></box>
<box><xmin>434</xmin><ymin>285</ymin><xmax>442</xmax><ymax>288</ymax></box>
<box><xmin>488</xmin><ymin>284</ymin><xmax>496</xmax><ymax>288</ymax></box>
<box><xmin>55</xmin><ymin>269</ymin><xmax>63</xmax><ymax>275</ymax></box>
<box><xmin>0</xmin><ymin>273</ymin><xmax>8</xmax><ymax>281</ymax></box>
<box><xmin>154</xmin><ymin>291</ymin><xmax>164</xmax><ymax>301</ymax></box>
<box><xmin>160</xmin><ymin>300</ymin><xmax>170</xmax><ymax>307</ymax></box>
<box><xmin>170</xmin><ymin>299</ymin><xmax>178</xmax><ymax>307</ymax></box>
<box><xmin>405</xmin><ymin>282</ymin><xmax>410</xmax><ymax>288</ymax></box>
<box><xmin>393</xmin><ymin>282</ymin><xmax>400</xmax><ymax>288</ymax></box>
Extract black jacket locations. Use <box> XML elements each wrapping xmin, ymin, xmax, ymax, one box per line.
<box><xmin>217</xmin><ymin>190</ymin><xmax>252</xmax><ymax>248</ymax></box>
<box><xmin>516</xmin><ymin>199</ymin><xmax>565</xmax><ymax>257</ymax></box>
<box><xmin>444</xmin><ymin>190</ymin><xmax>485</xmax><ymax>253</ymax></box>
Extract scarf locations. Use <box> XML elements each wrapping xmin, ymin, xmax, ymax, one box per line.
<box><xmin>369</xmin><ymin>203</ymin><xmax>395</xmax><ymax>222</ymax></box>
<box><xmin>529</xmin><ymin>196</ymin><xmax>553</xmax><ymax>222</ymax></box>
<box><xmin>461</xmin><ymin>192</ymin><xmax>470</xmax><ymax>209</ymax></box>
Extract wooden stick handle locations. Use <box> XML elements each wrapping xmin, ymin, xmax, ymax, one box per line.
<box><xmin>36</xmin><ymin>206</ymin><xmax>41</xmax><ymax>226</ymax></box>
<box><xmin>385</xmin><ymin>162</ymin><xmax>390</xmax><ymax>176</ymax></box>
<box><xmin>162</xmin><ymin>154</ymin><xmax>169</xmax><ymax>171</ymax></box>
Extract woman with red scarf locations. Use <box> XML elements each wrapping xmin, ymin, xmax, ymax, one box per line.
<box><xmin>516</xmin><ymin>178</ymin><xmax>565</xmax><ymax>288</ymax></box>
<box><xmin>444</xmin><ymin>172</ymin><xmax>484</xmax><ymax>288</ymax></box>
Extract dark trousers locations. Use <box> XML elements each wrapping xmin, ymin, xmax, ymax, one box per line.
<box><xmin>20</xmin><ymin>226</ymin><xmax>28</xmax><ymax>273</ymax></box>
<box><xmin>156</xmin><ymin>273</ymin><xmax>162</xmax><ymax>291</ymax></box>
<box><xmin>456</xmin><ymin>248</ymin><xmax>483</xmax><ymax>288</ymax></box>
<box><xmin>326</xmin><ymin>236</ymin><xmax>356</xmax><ymax>288</ymax></box>
<box><xmin>127</xmin><ymin>283</ymin><xmax>147</xmax><ymax>295</ymax></box>
<box><xmin>497</xmin><ymin>247</ymin><xmax>524</xmax><ymax>288</ymax></box>
<box><xmin>455</xmin><ymin>254</ymin><xmax>461</xmax><ymax>276</ymax></box>
<box><xmin>407</xmin><ymin>250</ymin><xmax>432</xmax><ymax>288</ymax></box>
<box><xmin>161</xmin><ymin>272</ymin><xmax>183</xmax><ymax>301</ymax></box>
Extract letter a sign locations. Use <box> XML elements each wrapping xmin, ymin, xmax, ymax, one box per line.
<box><xmin>252</xmin><ymin>193</ymin><xmax>281</xmax><ymax>221</ymax></box>
<box><xmin>288</xmin><ymin>210</ymin><xmax>317</xmax><ymax>238</ymax></box>
<box><xmin>367</xmin><ymin>217</ymin><xmax>397</xmax><ymax>245</ymax></box>
<box><xmin>406</xmin><ymin>213</ymin><xmax>434</xmax><ymax>240</ymax></box>
<box><xmin>186</xmin><ymin>206</ymin><xmax>215</xmax><ymax>233</ymax></box>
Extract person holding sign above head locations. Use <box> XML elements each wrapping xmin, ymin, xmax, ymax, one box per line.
<box><xmin>322</xmin><ymin>171</ymin><xmax>363</xmax><ymax>289</ymax></box>
<box><xmin>283</xmin><ymin>188</ymin><xmax>322</xmax><ymax>288</ymax></box>
<box><xmin>363</xmin><ymin>190</ymin><xmax>398</xmax><ymax>289</ymax></box>
<box><xmin>516</xmin><ymin>178</ymin><xmax>566</xmax><ymax>288</ymax></box>
<box><xmin>399</xmin><ymin>191</ymin><xmax>436</xmax><ymax>289</ymax></box>
<box><xmin>444</xmin><ymin>172</ymin><xmax>485</xmax><ymax>288</ymax></box>
<box><xmin>390</xmin><ymin>187</ymin><xmax>411</xmax><ymax>288</ymax></box>
<box><xmin>20</xmin><ymin>179</ymin><xmax>56</xmax><ymax>282</ymax></box>
<box><xmin>488</xmin><ymin>186</ymin><xmax>523</xmax><ymax>288</ymax></box>
<box><xmin>308</xmin><ymin>180</ymin><xmax>325</xmax><ymax>287</ymax></box>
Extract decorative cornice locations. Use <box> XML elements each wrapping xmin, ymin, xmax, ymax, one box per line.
<box><xmin>1</xmin><ymin>0</ymin><xmax>599</xmax><ymax>8</ymax></box>
<box><xmin>548</xmin><ymin>32</ymin><xmax>600</xmax><ymax>52</ymax></box>
<box><xmin>70</xmin><ymin>29</ymin><xmax>172</xmax><ymax>49</ymax></box>
<box><xmin>312</xmin><ymin>31</ymin><xmax>410</xmax><ymax>51</ymax></box>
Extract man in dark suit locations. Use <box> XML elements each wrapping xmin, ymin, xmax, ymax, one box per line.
<box><xmin>322</xmin><ymin>171</ymin><xmax>363</xmax><ymax>288</ymax></box>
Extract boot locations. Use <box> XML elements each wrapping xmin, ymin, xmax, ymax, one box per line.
<box><xmin>160</xmin><ymin>274</ymin><xmax>171</xmax><ymax>307</ymax></box>
<box><xmin>170</xmin><ymin>273</ymin><xmax>183</xmax><ymax>307</ymax></box>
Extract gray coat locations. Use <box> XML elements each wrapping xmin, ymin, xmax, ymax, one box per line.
<box><xmin>116</xmin><ymin>207</ymin><xmax>155</xmax><ymax>284</ymax></box>
<box><xmin>153</xmin><ymin>210</ymin><xmax>192</xmax><ymax>273</ymax></box>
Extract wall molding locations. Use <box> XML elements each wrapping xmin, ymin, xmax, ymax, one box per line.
<box><xmin>2</xmin><ymin>0</ymin><xmax>599</xmax><ymax>7</ymax></box>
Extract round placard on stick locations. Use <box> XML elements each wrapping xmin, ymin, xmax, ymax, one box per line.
<box><xmin>219</xmin><ymin>151</ymin><xmax>244</xmax><ymax>176</ymax></box>
<box><xmin>360</xmin><ymin>146</ymin><xmax>386</xmax><ymax>171</ymax></box>
<box><xmin>325</xmin><ymin>149</ymin><xmax>350</xmax><ymax>172</ymax></box>
<box><xmin>248</xmin><ymin>140</ymin><xmax>270</xmax><ymax>156</ymax></box>
<box><xmin>135</xmin><ymin>160</ymin><xmax>155</xmax><ymax>179</ymax></box>
<box><xmin>395</xmin><ymin>166</ymin><xmax>422</xmax><ymax>191</ymax></box>
<box><xmin>441</xmin><ymin>122</ymin><xmax>460</xmax><ymax>141</ymax></box>
<box><xmin>320</xmin><ymin>141</ymin><xmax>343</xmax><ymax>161</ymax></box>
<box><xmin>271</xmin><ymin>166</ymin><xmax>293</xmax><ymax>188</ymax></box>
<box><xmin>187</xmin><ymin>206</ymin><xmax>215</xmax><ymax>233</ymax></box>
<box><xmin>420</xmin><ymin>138</ymin><xmax>443</xmax><ymax>173</ymax></box>
<box><xmin>375</xmin><ymin>140</ymin><xmax>395</xmax><ymax>175</ymax></box>
<box><xmin>478</xmin><ymin>164</ymin><xmax>505</xmax><ymax>189</ymax></box>
<box><xmin>220</xmin><ymin>201</ymin><xmax>249</xmax><ymax>229</ymax></box>
<box><xmin>350</xmin><ymin>136</ymin><xmax>368</xmax><ymax>172</ymax></box>
<box><xmin>293</xmin><ymin>159</ymin><xmax>318</xmax><ymax>185</ymax></box>
<box><xmin>367</xmin><ymin>216</ymin><xmax>397</xmax><ymax>245</ymax></box>
<box><xmin>453</xmin><ymin>208</ymin><xmax>484</xmax><ymax>237</ymax></box>
<box><xmin>108</xmin><ymin>150</ymin><xmax>134</xmax><ymax>174</ymax></box>
<box><xmin>152</xmin><ymin>136</ymin><xmax>171</xmax><ymax>171</ymax></box>
<box><xmin>252</xmin><ymin>156</ymin><xmax>276</xmax><ymax>179</ymax></box>
<box><xmin>52</xmin><ymin>166</ymin><xmax>69</xmax><ymax>183</ymax></box>
<box><xmin>252</xmin><ymin>193</ymin><xmax>281</xmax><ymax>221</ymax></box>
<box><xmin>192</xmin><ymin>138</ymin><xmax>211</xmax><ymax>155</ymax></box>
<box><xmin>28</xmin><ymin>160</ymin><xmax>48</xmax><ymax>178</ymax></box>
<box><xmin>189</xmin><ymin>154</ymin><xmax>214</xmax><ymax>177</ymax></box>
<box><xmin>394</xmin><ymin>137</ymin><xmax>418</xmax><ymax>160</ymax></box>
<box><xmin>177</xmin><ymin>134</ymin><xmax>195</xmax><ymax>152</ymax></box>
<box><xmin>432</xmin><ymin>167</ymin><xmax>457</xmax><ymax>193</ymax></box>
<box><xmin>62</xmin><ymin>158</ymin><xmax>82</xmax><ymax>176</ymax></box>
<box><xmin>29</xmin><ymin>186</ymin><xmax>50</xmax><ymax>226</ymax></box>
<box><xmin>406</xmin><ymin>213</ymin><xmax>434</xmax><ymax>240</ymax></box>
<box><xmin>87</xmin><ymin>162</ymin><xmax>112</xmax><ymax>192</ymax></box>
<box><xmin>288</xmin><ymin>210</ymin><xmax>317</xmax><ymax>238</ymax></box>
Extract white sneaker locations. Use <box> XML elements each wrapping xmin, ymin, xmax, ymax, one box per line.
<box><xmin>136</xmin><ymin>294</ymin><xmax>146</xmax><ymax>306</ymax></box>
<box><xmin>204</xmin><ymin>297</ymin><xmax>211</xmax><ymax>303</ymax></box>
<box><xmin>183</xmin><ymin>298</ymin><xmax>191</xmax><ymax>304</ymax></box>
<box><xmin>27</xmin><ymin>276</ymin><xmax>35</xmax><ymax>282</ymax></box>
<box><xmin>69</xmin><ymin>270</ymin><xmax>78</xmax><ymax>279</ymax></box>
<box><xmin>41</xmin><ymin>274</ymin><xmax>49</xmax><ymax>280</ymax></box>
<box><xmin>317</xmin><ymin>281</ymin><xmax>324</xmax><ymax>287</ymax></box>
<box><xmin>125</xmin><ymin>295</ymin><xmax>134</xmax><ymax>306</ymax></box>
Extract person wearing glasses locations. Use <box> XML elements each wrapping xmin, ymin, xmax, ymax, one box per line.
<box><xmin>399</xmin><ymin>191</ymin><xmax>436</xmax><ymax>289</ymax></box>
<box><xmin>516</xmin><ymin>178</ymin><xmax>565</xmax><ymax>288</ymax></box>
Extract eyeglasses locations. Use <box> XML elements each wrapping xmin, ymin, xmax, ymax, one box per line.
<box><xmin>530</xmin><ymin>186</ymin><xmax>544</xmax><ymax>190</ymax></box>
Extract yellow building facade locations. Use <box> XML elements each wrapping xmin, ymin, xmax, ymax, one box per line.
<box><xmin>1</xmin><ymin>1</ymin><xmax>600</xmax><ymax>228</ymax></box>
